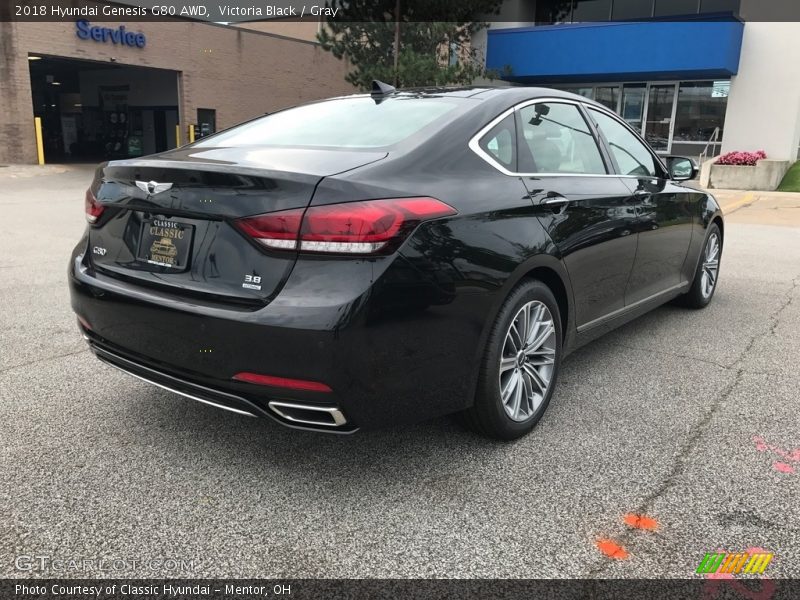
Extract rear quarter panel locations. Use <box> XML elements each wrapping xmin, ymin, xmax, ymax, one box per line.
<box><xmin>310</xmin><ymin>117</ymin><xmax>572</xmax><ymax>419</ymax></box>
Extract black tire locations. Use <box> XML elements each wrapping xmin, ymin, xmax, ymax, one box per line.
<box><xmin>678</xmin><ymin>223</ymin><xmax>722</xmax><ymax>309</ymax></box>
<box><xmin>462</xmin><ymin>279</ymin><xmax>563</xmax><ymax>441</ymax></box>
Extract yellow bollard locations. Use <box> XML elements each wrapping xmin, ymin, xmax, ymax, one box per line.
<box><xmin>188</xmin><ymin>124</ymin><xmax>195</xmax><ymax>143</ymax></box>
<box><xmin>175</xmin><ymin>124</ymin><xmax>181</xmax><ymax>147</ymax></box>
<box><xmin>34</xmin><ymin>117</ymin><xmax>45</xmax><ymax>165</ymax></box>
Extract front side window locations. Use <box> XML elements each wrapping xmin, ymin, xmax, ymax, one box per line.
<box><xmin>518</xmin><ymin>102</ymin><xmax>606</xmax><ymax>174</ymax></box>
<box><xmin>588</xmin><ymin>108</ymin><xmax>660</xmax><ymax>177</ymax></box>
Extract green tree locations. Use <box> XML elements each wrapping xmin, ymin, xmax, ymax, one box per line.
<box><xmin>316</xmin><ymin>0</ymin><xmax>505</xmax><ymax>90</ymax></box>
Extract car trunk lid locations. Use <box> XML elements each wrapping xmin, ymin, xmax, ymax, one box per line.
<box><xmin>86</xmin><ymin>147</ymin><xmax>387</xmax><ymax>305</ymax></box>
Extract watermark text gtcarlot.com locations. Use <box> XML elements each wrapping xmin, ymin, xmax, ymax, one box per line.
<box><xmin>15</xmin><ymin>555</ymin><xmax>199</xmax><ymax>573</ymax></box>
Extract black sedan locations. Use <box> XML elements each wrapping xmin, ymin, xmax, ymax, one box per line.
<box><xmin>69</xmin><ymin>84</ymin><xmax>723</xmax><ymax>440</ymax></box>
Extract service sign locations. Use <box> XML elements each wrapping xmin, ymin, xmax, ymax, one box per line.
<box><xmin>75</xmin><ymin>19</ymin><xmax>146</xmax><ymax>48</ymax></box>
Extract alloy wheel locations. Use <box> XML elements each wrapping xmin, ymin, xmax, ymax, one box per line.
<box><xmin>701</xmin><ymin>233</ymin><xmax>720</xmax><ymax>299</ymax></box>
<box><xmin>498</xmin><ymin>301</ymin><xmax>557</xmax><ymax>422</ymax></box>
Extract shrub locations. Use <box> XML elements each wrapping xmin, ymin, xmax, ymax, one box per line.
<box><xmin>716</xmin><ymin>150</ymin><xmax>767</xmax><ymax>166</ymax></box>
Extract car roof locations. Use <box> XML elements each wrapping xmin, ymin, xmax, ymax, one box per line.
<box><xmin>333</xmin><ymin>85</ymin><xmax>607</xmax><ymax>110</ymax></box>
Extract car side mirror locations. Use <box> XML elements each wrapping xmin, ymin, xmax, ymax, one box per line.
<box><xmin>666</xmin><ymin>156</ymin><xmax>698</xmax><ymax>181</ymax></box>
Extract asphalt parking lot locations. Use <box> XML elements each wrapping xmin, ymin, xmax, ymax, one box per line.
<box><xmin>1</xmin><ymin>165</ymin><xmax>798</xmax><ymax>579</ymax></box>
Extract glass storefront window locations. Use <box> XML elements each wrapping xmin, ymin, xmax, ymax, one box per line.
<box><xmin>612</xmin><ymin>0</ymin><xmax>654</xmax><ymax>20</ymax></box>
<box><xmin>572</xmin><ymin>0</ymin><xmax>613</xmax><ymax>21</ymax></box>
<box><xmin>700</xmin><ymin>0</ymin><xmax>740</xmax><ymax>14</ymax></box>
<box><xmin>535</xmin><ymin>0</ymin><xmax>574</xmax><ymax>23</ymax></box>
<box><xmin>654</xmin><ymin>0</ymin><xmax>699</xmax><ymax>16</ymax></box>
<box><xmin>544</xmin><ymin>80</ymin><xmax>729</xmax><ymax>151</ymax></box>
<box><xmin>533</xmin><ymin>0</ymin><xmax>737</xmax><ymax>23</ymax></box>
<box><xmin>645</xmin><ymin>84</ymin><xmax>676</xmax><ymax>152</ymax></box>
<box><xmin>673</xmin><ymin>81</ymin><xmax>728</xmax><ymax>143</ymax></box>
<box><xmin>595</xmin><ymin>86</ymin><xmax>619</xmax><ymax>111</ymax></box>
<box><xmin>620</xmin><ymin>84</ymin><xmax>646</xmax><ymax>133</ymax></box>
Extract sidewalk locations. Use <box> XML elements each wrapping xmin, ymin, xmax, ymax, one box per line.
<box><xmin>0</xmin><ymin>164</ymin><xmax>90</xmax><ymax>179</ymax></box>
<box><xmin>710</xmin><ymin>188</ymin><xmax>800</xmax><ymax>226</ymax></box>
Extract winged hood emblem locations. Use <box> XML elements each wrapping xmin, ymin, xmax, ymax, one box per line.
<box><xmin>135</xmin><ymin>180</ymin><xmax>173</xmax><ymax>195</ymax></box>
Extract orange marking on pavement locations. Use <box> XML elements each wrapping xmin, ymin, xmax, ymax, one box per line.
<box><xmin>595</xmin><ymin>539</ymin><xmax>629</xmax><ymax>560</ymax></box>
<box><xmin>623</xmin><ymin>513</ymin><xmax>659</xmax><ymax>531</ymax></box>
<box><xmin>773</xmin><ymin>461</ymin><xmax>796</xmax><ymax>474</ymax></box>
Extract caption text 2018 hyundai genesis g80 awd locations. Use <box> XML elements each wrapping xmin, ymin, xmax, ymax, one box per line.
<box><xmin>69</xmin><ymin>84</ymin><xmax>723</xmax><ymax>440</ymax></box>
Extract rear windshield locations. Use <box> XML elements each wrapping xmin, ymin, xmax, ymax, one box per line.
<box><xmin>194</xmin><ymin>96</ymin><xmax>462</xmax><ymax>149</ymax></box>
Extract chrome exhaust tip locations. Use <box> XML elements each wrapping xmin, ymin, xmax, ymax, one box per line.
<box><xmin>267</xmin><ymin>401</ymin><xmax>348</xmax><ymax>427</ymax></box>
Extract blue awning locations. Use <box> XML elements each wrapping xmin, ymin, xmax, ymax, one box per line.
<box><xmin>486</xmin><ymin>17</ymin><xmax>744</xmax><ymax>83</ymax></box>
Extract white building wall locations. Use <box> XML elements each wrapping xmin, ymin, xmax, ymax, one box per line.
<box><xmin>722</xmin><ymin>22</ymin><xmax>800</xmax><ymax>160</ymax></box>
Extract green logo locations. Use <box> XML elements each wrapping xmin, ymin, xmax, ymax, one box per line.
<box><xmin>697</xmin><ymin>552</ymin><xmax>773</xmax><ymax>575</ymax></box>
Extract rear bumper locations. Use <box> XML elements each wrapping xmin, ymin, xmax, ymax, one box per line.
<box><xmin>87</xmin><ymin>337</ymin><xmax>355</xmax><ymax>433</ymax></box>
<box><xmin>69</xmin><ymin>245</ymin><xmax>488</xmax><ymax>432</ymax></box>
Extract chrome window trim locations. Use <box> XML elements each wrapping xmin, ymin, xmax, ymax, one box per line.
<box><xmin>468</xmin><ymin>96</ymin><xmax>668</xmax><ymax>179</ymax></box>
<box><xmin>468</xmin><ymin>105</ymin><xmax>519</xmax><ymax>175</ymax></box>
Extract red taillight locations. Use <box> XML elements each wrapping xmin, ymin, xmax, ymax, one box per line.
<box><xmin>85</xmin><ymin>188</ymin><xmax>104</xmax><ymax>224</ymax></box>
<box><xmin>233</xmin><ymin>197</ymin><xmax>456</xmax><ymax>255</ymax></box>
<box><xmin>232</xmin><ymin>372</ymin><xmax>332</xmax><ymax>393</ymax></box>
<box><xmin>232</xmin><ymin>209</ymin><xmax>304</xmax><ymax>251</ymax></box>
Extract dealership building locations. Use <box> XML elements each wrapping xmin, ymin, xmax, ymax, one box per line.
<box><xmin>0</xmin><ymin>13</ymin><xmax>349</xmax><ymax>165</ymax></box>
<box><xmin>2</xmin><ymin>0</ymin><xmax>799</xmax><ymax>166</ymax></box>
<box><xmin>477</xmin><ymin>0</ymin><xmax>800</xmax><ymax>162</ymax></box>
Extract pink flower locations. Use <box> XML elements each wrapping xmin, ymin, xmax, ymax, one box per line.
<box><xmin>716</xmin><ymin>150</ymin><xmax>767</xmax><ymax>166</ymax></box>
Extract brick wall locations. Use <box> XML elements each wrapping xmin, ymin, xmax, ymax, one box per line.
<box><xmin>0</xmin><ymin>20</ymin><xmax>354</xmax><ymax>164</ymax></box>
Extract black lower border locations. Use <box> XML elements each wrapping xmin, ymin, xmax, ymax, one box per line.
<box><xmin>2</xmin><ymin>579</ymin><xmax>798</xmax><ymax>600</ymax></box>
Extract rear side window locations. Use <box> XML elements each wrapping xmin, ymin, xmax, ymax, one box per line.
<box><xmin>588</xmin><ymin>108</ymin><xmax>660</xmax><ymax>177</ymax></box>
<box><xmin>195</xmin><ymin>97</ymin><xmax>461</xmax><ymax>149</ymax></box>
<box><xmin>478</xmin><ymin>114</ymin><xmax>516</xmax><ymax>170</ymax></box>
<box><xmin>518</xmin><ymin>102</ymin><xmax>606</xmax><ymax>174</ymax></box>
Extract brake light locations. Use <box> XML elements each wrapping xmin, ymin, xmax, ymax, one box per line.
<box><xmin>85</xmin><ymin>188</ymin><xmax>104</xmax><ymax>224</ymax></box>
<box><xmin>234</xmin><ymin>197</ymin><xmax>456</xmax><ymax>254</ymax></box>
<box><xmin>232</xmin><ymin>372</ymin><xmax>332</xmax><ymax>392</ymax></box>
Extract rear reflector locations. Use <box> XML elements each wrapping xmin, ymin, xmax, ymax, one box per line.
<box><xmin>232</xmin><ymin>372</ymin><xmax>332</xmax><ymax>393</ymax></box>
<box><xmin>85</xmin><ymin>188</ymin><xmax>104</xmax><ymax>224</ymax></box>
<box><xmin>234</xmin><ymin>197</ymin><xmax>456</xmax><ymax>255</ymax></box>
<box><xmin>76</xmin><ymin>315</ymin><xmax>92</xmax><ymax>331</ymax></box>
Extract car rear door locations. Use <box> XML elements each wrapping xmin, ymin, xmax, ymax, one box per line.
<box><xmin>514</xmin><ymin>100</ymin><xmax>639</xmax><ymax>329</ymax></box>
<box><xmin>586</xmin><ymin>107</ymin><xmax>694</xmax><ymax>305</ymax></box>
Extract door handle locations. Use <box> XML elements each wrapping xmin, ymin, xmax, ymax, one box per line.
<box><xmin>629</xmin><ymin>189</ymin><xmax>651</xmax><ymax>202</ymax></box>
<box><xmin>540</xmin><ymin>194</ymin><xmax>570</xmax><ymax>207</ymax></box>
